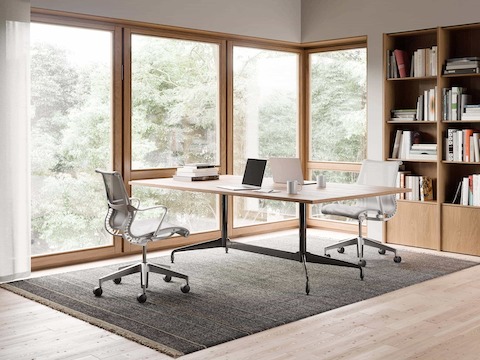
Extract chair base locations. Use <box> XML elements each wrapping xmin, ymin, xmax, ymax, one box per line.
<box><xmin>94</xmin><ymin>246</ymin><xmax>189</xmax><ymax>303</ymax></box>
<box><xmin>324</xmin><ymin>236</ymin><xmax>399</xmax><ymax>266</ymax></box>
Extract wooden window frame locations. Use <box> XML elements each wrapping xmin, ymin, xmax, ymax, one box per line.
<box><xmin>30</xmin><ymin>8</ymin><xmax>367</xmax><ymax>269</ymax></box>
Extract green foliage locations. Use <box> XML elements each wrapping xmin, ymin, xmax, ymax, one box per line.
<box><xmin>310</xmin><ymin>49</ymin><xmax>367</xmax><ymax>162</ymax></box>
<box><xmin>131</xmin><ymin>36</ymin><xmax>219</xmax><ymax>168</ymax></box>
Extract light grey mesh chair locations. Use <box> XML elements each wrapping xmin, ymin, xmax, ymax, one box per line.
<box><xmin>322</xmin><ymin>160</ymin><xmax>402</xmax><ymax>267</ymax></box>
<box><xmin>93</xmin><ymin>169</ymin><xmax>190</xmax><ymax>303</ymax></box>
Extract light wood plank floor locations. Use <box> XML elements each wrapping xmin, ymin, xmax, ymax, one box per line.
<box><xmin>1</xmin><ymin>230</ymin><xmax>480</xmax><ymax>360</ymax></box>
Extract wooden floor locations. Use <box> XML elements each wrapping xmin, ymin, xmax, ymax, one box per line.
<box><xmin>1</xmin><ymin>230</ymin><xmax>480</xmax><ymax>360</ymax></box>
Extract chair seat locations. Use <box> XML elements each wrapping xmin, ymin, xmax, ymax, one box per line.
<box><xmin>130</xmin><ymin>218</ymin><xmax>185</xmax><ymax>241</ymax></box>
<box><xmin>321</xmin><ymin>203</ymin><xmax>367</xmax><ymax>219</ymax></box>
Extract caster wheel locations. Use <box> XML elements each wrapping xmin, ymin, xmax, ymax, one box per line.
<box><xmin>358</xmin><ymin>259</ymin><xmax>366</xmax><ymax>267</ymax></box>
<box><xmin>337</xmin><ymin>247</ymin><xmax>345</xmax><ymax>254</ymax></box>
<box><xmin>324</xmin><ymin>253</ymin><xmax>331</xmax><ymax>258</ymax></box>
<box><xmin>163</xmin><ymin>275</ymin><xmax>172</xmax><ymax>282</ymax></box>
<box><xmin>394</xmin><ymin>256</ymin><xmax>402</xmax><ymax>263</ymax></box>
<box><xmin>113</xmin><ymin>278</ymin><xmax>121</xmax><ymax>284</ymax></box>
<box><xmin>93</xmin><ymin>287</ymin><xmax>103</xmax><ymax>297</ymax></box>
<box><xmin>181</xmin><ymin>284</ymin><xmax>190</xmax><ymax>293</ymax></box>
<box><xmin>378</xmin><ymin>249</ymin><xmax>386</xmax><ymax>255</ymax></box>
<box><xmin>137</xmin><ymin>293</ymin><xmax>147</xmax><ymax>303</ymax></box>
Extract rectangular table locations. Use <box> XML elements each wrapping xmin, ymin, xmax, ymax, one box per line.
<box><xmin>130</xmin><ymin>175</ymin><xmax>406</xmax><ymax>294</ymax></box>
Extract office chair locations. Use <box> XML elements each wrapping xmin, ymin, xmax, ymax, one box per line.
<box><xmin>93</xmin><ymin>169</ymin><xmax>190</xmax><ymax>303</ymax></box>
<box><xmin>322</xmin><ymin>160</ymin><xmax>402</xmax><ymax>267</ymax></box>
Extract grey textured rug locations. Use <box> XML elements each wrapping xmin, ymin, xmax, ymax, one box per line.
<box><xmin>2</xmin><ymin>235</ymin><xmax>477</xmax><ymax>357</ymax></box>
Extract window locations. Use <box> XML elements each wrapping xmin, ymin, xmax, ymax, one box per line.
<box><xmin>130</xmin><ymin>34</ymin><xmax>221</xmax><ymax>169</ymax></box>
<box><xmin>129</xmin><ymin>32</ymin><xmax>222</xmax><ymax>234</ymax></box>
<box><xmin>232</xmin><ymin>45</ymin><xmax>300</xmax><ymax>227</ymax></box>
<box><xmin>30</xmin><ymin>22</ymin><xmax>114</xmax><ymax>255</ymax></box>
<box><xmin>308</xmin><ymin>46</ymin><xmax>367</xmax><ymax>223</ymax></box>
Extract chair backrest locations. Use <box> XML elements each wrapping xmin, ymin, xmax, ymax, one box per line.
<box><xmin>356</xmin><ymin>160</ymin><xmax>401</xmax><ymax>216</ymax></box>
<box><xmin>96</xmin><ymin>169</ymin><xmax>131</xmax><ymax>234</ymax></box>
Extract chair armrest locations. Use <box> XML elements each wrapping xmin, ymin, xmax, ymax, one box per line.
<box><xmin>129</xmin><ymin>197</ymin><xmax>141</xmax><ymax>208</ymax></box>
<box><xmin>133</xmin><ymin>205</ymin><xmax>168</xmax><ymax>228</ymax></box>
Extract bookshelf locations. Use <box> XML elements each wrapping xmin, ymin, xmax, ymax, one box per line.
<box><xmin>384</xmin><ymin>24</ymin><xmax>480</xmax><ymax>256</ymax></box>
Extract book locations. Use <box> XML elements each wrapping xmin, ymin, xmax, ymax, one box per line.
<box><xmin>445</xmin><ymin>61</ymin><xmax>480</xmax><ymax>69</ymax></box>
<box><xmin>431</xmin><ymin>46</ymin><xmax>438</xmax><ymax>76</ymax></box>
<box><xmin>463</xmin><ymin>129</ymin><xmax>474</xmax><ymax>162</ymax></box>
<box><xmin>391</xmin><ymin>130</ymin><xmax>403</xmax><ymax>158</ymax></box>
<box><xmin>402</xmin><ymin>130</ymin><xmax>412</xmax><ymax>159</ymax></box>
<box><xmin>411</xmin><ymin>143</ymin><xmax>437</xmax><ymax>150</ymax></box>
<box><xmin>183</xmin><ymin>163</ymin><xmax>216</xmax><ymax>169</ymax></box>
<box><xmin>172</xmin><ymin>174</ymin><xmax>219</xmax><ymax>182</ymax></box>
<box><xmin>473</xmin><ymin>133</ymin><xmax>480</xmax><ymax>162</ymax></box>
<box><xmin>176</xmin><ymin>167</ymin><xmax>219</xmax><ymax>176</ymax></box>
<box><xmin>452</xmin><ymin>180</ymin><xmax>462</xmax><ymax>204</ymax></box>
<box><xmin>446</xmin><ymin>56</ymin><xmax>480</xmax><ymax>62</ymax></box>
<box><xmin>451</xmin><ymin>87</ymin><xmax>461</xmax><ymax>121</ymax></box>
<box><xmin>474</xmin><ymin>174</ymin><xmax>480</xmax><ymax>206</ymax></box>
<box><xmin>394</xmin><ymin>49</ymin><xmax>410</xmax><ymax>78</ymax></box>
<box><xmin>446</xmin><ymin>129</ymin><xmax>456</xmax><ymax>161</ymax></box>
<box><xmin>428</xmin><ymin>87</ymin><xmax>436</xmax><ymax>121</ymax></box>
<box><xmin>461</xmin><ymin>177</ymin><xmax>469</xmax><ymax>205</ymax></box>
<box><xmin>444</xmin><ymin>67</ymin><xmax>479</xmax><ymax>74</ymax></box>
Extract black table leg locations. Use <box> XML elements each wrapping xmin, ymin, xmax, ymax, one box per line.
<box><xmin>171</xmin><ymin>194</ymin><xmax>229</xmax><ymax>262</ymax></box>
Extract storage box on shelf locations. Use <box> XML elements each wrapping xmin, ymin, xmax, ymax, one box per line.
<box><xmin>384</xmin><ymin>23</ymin><xmax>480</xmax><ymax>256</ymax></box>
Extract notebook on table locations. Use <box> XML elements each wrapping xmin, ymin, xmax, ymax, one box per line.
<box><xmin>269</xmin><ymin>157</ymin><xmax>316</xmax><ymax>185</ymax></box>
<box><xmin>218</xmin><ymin>158</ymin><xmax>267</xmax><ymax>191</ymax></box>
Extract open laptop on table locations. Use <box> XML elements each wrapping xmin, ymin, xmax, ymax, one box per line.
<box><xmin>269</xmin><ymin>157</ymin><xmax>316</xmax><ymax>185</ymax></box>
<box><xmin>218</xmin><ymin>158</ymin><xmax>267</xmax><ymax>191</ymax></box>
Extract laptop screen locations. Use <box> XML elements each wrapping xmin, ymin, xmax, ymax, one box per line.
<box><xmin>269</xmin><ymin>157</ymin><xmax>306</xmax><ymax>184</ymax></box>
<box><xmin>242</xmin><ymin>158</ymin><xmax>267</xmax><ymax>186</ymax></box>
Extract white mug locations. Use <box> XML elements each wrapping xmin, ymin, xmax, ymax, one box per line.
<box><xmin>316</xmin><ymin>175</ymin><xmax>326</xmax><ymax>189</ymax></box>
<box><xmin>287</xmin><ymin>180</ymin><xmax>299</xmax><ymax>194</ymax></box>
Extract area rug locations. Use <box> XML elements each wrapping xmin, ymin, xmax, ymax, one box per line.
<box><xmin>2</xmin><ymin>235</ymin><xmax>478</xmax><ymax>358</ymax></box>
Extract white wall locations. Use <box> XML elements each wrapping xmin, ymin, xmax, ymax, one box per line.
<box><xmin>31</xmin><ymin>0</ymin><xmax>302</xmax><ymax>42</ymax></box>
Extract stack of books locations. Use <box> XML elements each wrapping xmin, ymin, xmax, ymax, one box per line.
<box><xmin>443</xmin><ymin>57</ymin><xmax>480</xmax><ymax>75</ymax></box>
<box><xmin>462</xmin><ymin>104</ymin><xmax>480</xmax><ymax>120</ymax></box>
<box><xmin>409</xmin><ymin>143</ymin><xmax>437</xmax><ymax>160</ymax></box>
<box><xmin>173</xmin><ymin>164</ymin><xmax>219</xmax><ymax>181</ymax></box>
<box><xmin>390</xmin><ymin>109</ymin><xmax>416</xmax><ymax>121</ymax></box>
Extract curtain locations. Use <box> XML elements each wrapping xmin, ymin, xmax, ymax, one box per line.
<box><xmin>0</xmin><ymin>0</ymin><xmax>31</xmax><ymax>282</ymax></box>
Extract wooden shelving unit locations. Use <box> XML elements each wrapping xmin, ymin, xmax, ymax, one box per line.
<box><xmin>383</xmin><ymin>23</ymin><xmax>480</xmax><ymax>256</ymax></box>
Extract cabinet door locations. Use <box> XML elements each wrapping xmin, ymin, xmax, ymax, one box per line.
<box><xmin>386</xmin><ymin>201</ymin><xmax>438</xmax><ymax>249</ymax></box>
<box><xmin>442</xmin><ymin>204</ymin><xmax>480</xmax><ymax>255</ymax></box>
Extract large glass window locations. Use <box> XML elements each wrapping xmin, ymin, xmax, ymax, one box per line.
<box><xmin>232</xmin><ymin>46</ymin><xmax>299</xmax><ymax>227</ymax></box>
<box><xmin>131</xmin><ymin>34</ymin><xmax>220</xmax><ymax>169</ymax></box>
<box><xmin>308</xmin><ymin>46</ymin><xmax>367</xmax><ymax>222</ymax></box>
<box><xmin>309</xmin><ymin>48</ymin><xmax>367</xmax><ymax>163</ymax></box>
<box><xmin>30</xmin><ymin>23</ymin><xmax>114</xmax><ymax>255</ymax></box>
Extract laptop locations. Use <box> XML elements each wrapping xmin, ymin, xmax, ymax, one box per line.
<box><xmin>218</xmin><ymin>158</ymin><xmax>267</xmax><ymax>191</ymax></box>
<box><xmin>269</xmin><ymin>157</ymin><xmax>316</xmax><ymax>185</ymax></box>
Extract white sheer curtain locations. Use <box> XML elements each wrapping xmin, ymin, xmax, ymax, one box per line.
<box><xmin>0</xmin><ymin>0</ymin><xmax>31</xmax><ymax>282</ymax></box>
